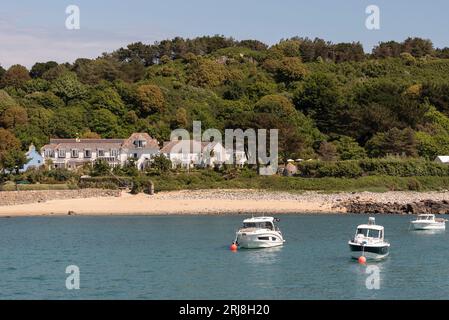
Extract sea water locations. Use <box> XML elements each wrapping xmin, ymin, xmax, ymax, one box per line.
<box><xmin>0</xmin><ymin>214</ymin><xmax>448</xmax><ymax>299</ymax></box>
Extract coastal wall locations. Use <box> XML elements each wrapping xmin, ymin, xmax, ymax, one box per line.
<box><xmin>0</xmin><ymin>189</ymin><xmax>121</xmax><ymax>206</ymax></box>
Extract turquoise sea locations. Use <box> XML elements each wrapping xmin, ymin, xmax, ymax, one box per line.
<box><xmin>1</xmin><ymin>214</ymin><xmax>448</xmax><ymax>299</ymax></box>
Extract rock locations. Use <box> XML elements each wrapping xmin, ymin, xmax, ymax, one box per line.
<box><xmin>68</xmin><ymin>211</ymin><xmax>75</xmax><ymax>216</ymax></box>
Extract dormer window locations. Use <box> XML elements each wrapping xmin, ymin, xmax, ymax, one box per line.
<box><xmin>134</xmin><ymin>140</ymin><xmax>146</xmax><ymax>148</ymax></box>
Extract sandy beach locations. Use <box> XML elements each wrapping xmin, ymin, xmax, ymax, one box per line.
<box><xmin>1</xmin><ymin>189</ymin><xmax>449</xmax><ymax>217</ymax></box>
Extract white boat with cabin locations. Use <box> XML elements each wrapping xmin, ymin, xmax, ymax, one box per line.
<box><xmin>348</xmin><ymin>217</ymin><xmax>390</xmax><ymax>261</ymax></box>
<box><xmin>234</xmin><ymin>217</ymin><xmax>285</xmax><ymax>249</ymax></box>
<box><xmin>410</xmin><ymin>214</ymin><xmax>447</xmax><ymax>230</ymax></box>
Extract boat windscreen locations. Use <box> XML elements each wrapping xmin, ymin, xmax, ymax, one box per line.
<box><xmin>243</xmin><ymin>222</ymin><xmax>273</xmax><ymax>230</ymax></box>
<box><xmin>357</xmin><ymin>228</ymin><xmax>381</xmax><ymax>238</ymax></box>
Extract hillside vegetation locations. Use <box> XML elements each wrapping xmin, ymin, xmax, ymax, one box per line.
<box><xmin>2</xmin><ymin>36</ymin><xmax>449</xmax><ymax>173</ymax></box>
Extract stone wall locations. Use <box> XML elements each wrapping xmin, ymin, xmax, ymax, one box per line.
<box><xmin>0</xmin><ymin>189</ymin><xmax>121</xmax><ymax>206</ymax></box>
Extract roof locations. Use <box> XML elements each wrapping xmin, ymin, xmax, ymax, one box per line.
<box><xmin>122</xmin><ymin>133</ymin><xmax>159</xmax><ymax>149</ymax></box>
<box><xmin>243</xmin><ymin>217</ymin><xmax>276</xmax><ymax>223</ymax></box>
<box><xmin>356</xmin><ymin>224</ymin><xmax>384</xmax><ymax>231</ymax></box>
<box><xmin>160</xmin><ymin>140</ymin><xmax>218</xmax><ymax>154</ymax></box>
<box><xmin>435</xmin><ymin>156</ymin><xmax>449</xmax><ymax>163</ymax></box>
<box><xmin>41</xmin><ymin>133</ymin><xmax>159</xmax><ymax>151</ymax></box>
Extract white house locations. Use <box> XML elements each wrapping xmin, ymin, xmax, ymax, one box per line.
<box><xmin>41</xmin><ymin>133</ymin><xmax>159</xmax><ymax>170</ymax></box>
<box><xmin>161</xmin><ymin>140</ymin><xmax>230</xmax><ymax>169</ymax></box>
<box><xmin>435</xmin><ymin>156</ymin><xmax>449</xmax><ymax>164</ymax></box>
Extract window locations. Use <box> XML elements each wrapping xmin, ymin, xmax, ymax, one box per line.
<box><xmin>369</xmin><ymin>229</ymin><xmax>381</xmax><ymax>238</ymax></box>
<box><xmin>71</xmin><ymin>149</ymin><xmax>79</xmax><ymax>158</ymax></box>
<box><xmin>45</xmin><ymin>150</ymin><xmax>55</xmax><ymax>158</ymax></box>
<box><xmin>357</xmin><ymin>228</ymin><xmax>381</xmax><ymax>238</ymax></box>
<box><xmin>258</xmin><ymin>237</ymin><xmax>270</xmax><ymax>241</ymax></box>
<box><xmin>243</xmin><ymin>222</ymin><xmax>272</xmax><ymax>229</ymax></box>
<box><xmin>58</xmin><ymin>149</ymin><xmax>66</xmax><ymax>158</ymax></box>
<box><xmin>84</xmin><ymin>149</ymin><xmax>91</xmax><ymax>158</ymax></box>
<box><xmin>134</xmin><ymin>140</ymin><xmax>146</xmax><ymax>148</ymax></box>
<box><xmin>98</xmin><ymin>149</ymin><xmax>105</xmax><ymax>157</ymax></box>
<box><xmin>111</xmin><ymin>149</ymin><xmax>119</xmax><ymax>158</ymax></box>
<box><xmin>356</xmin><ymin>228</ymin><xmax>369</xmax><ymax>237</ymax></box>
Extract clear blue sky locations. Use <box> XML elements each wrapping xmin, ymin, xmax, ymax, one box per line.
<box><xmin>1</xmin><ymin>0</ymin><xmax>448</xmax><ymax>68</ymax></box>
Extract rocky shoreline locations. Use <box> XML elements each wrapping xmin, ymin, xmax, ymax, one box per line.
<box><xmin>339</xmin><ymin>199</ymin><xmax>449</xmax><ymax>215</ymax></box>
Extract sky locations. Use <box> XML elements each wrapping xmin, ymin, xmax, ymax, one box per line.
<box><xmin>1</xmin><ymin>0</ymin><xmax>449</xmax><ymax>68</ymax></box>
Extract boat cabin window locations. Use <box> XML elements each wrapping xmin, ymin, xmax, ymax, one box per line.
<box><xmin>356</xmin><ymin>228</ymin><xmax>369</xmax><ymax>237</ymax></box>
<box><xmin>357</xmin><ymin>228</ymin><xmax>382</xmax><ymax>238</ymax></box>
<box><xmin>243</xmin><ymin>222</ymin><xmax>273</xmax><ymax>230</ymax></box>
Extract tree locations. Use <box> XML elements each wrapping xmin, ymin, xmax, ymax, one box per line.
<box><xmin>0</xmin><ymin>149</ymin><xmax>28</xmax><ymax>174</ymax></box>
<box><xmin>294</xmin><ymin>73</ymin><xmax>342</xmax><ymax>132</ymax></box>
<box><xmin>30</xmin><ymin>61</ymin><xmax>58</xmax><ymax>78</ymax></box>
<box><xmin>136</xmin><ymin>84</ymin><xmax>165</xmax><ymax>115</ymax></box>
<box><xmin>0</xmin><ymin>89</ymin><xmax>19</xmax><ymax>112</ymax></box>
<box><xmin>91</xmin><ymin>159</ymin><xmax>111</xmax><ymax>176</ymax></box>
<box><xmin>0</xmin><ymin>65</ymin><xmax>5</xmax><ymax>79</ymax></box>
<box><xmin>150</xmin><ymin>154</ymin><xmax>172</xmax><ymax>172</ymax></box>
<box><xmin>51</xmin><ymin>72</ymin><xmax>87</xmax><ymax>104</ymax></box>
<box><xmin>28</xmin><ymin>91</ymin><xmax>65</xmax><ymax>109</ymax></box>
<box><xmin>187</xmin><ymin>58</ymin><xmax>228</xmax><ymax>88</ymax></box>
<box><xmin>173</xmin><ymin>107</ymin><xmax>188</xmax><ymax>128</ymax></box>
<box><xmin>334</xmin><ymin>136</ymin><xmax>366</xmax><ymax>160</ymax></box>
<box><xmin>0</xmin><ymin>128</ymin><xmax>20</xmax><ymax>153</ymax></box>
<box><xmin>1</xmin><ymin>65</ymin><xmax>30</xmax><ymax>88</ymax></box>
<box><xmin>89</xmin><ymin>109</ymin><xmax>119</xmax><ymax>137</ymax></box>
<box><xmin>254</xmin><ymin>94</ymin><xmax>296</xmax><ymax>117</ymax></box>
<box><xmin>317</xmin><ymin>141</ymin><xmax>338</xmax><ymax>161</ymax></box>
<box><xmin>0</xmin><ymin>106</ymin><xmax>28</xmax><ymax>128</ymax></box>
<box><xmin>89</xmin><ymin>87</ymin><xmax>125</xmax><ymax>115</ymax></box>
<box><xmin>366</xmin><ymin>128</ymin><xmax>417</xmax><ymax>158</ymax></box>
<box><xmin>275</xmin><ymin>57</ymin><xmax>308</xmax><ymax>83</ymax></box>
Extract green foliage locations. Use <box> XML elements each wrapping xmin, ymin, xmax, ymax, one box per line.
<box><xmin>136</xmin><ymin>84</ymin><xmax>165</xmax><ymax>115</ymax></box>
<box><xmin>1</xmin><ymin>65</ymin><xmax>31</xmax><ymax>88</ymax></box>
<box><xmin>0</xmin><ymin>149</ymin><xmax>28</xmax><ymax>173</ymax></box>
<box><xmin>187</xmin><ymin>58</ymin><xmax>228</xmax><ymax>88</ymax></box>
<box><xmin>0</xmin><ymin>89</ymin><xmax>19</xmax><ymax>112</ymax></box>
<box><xmin>297</xmin><ymin>158</ymin><xmax>449</xmax><ymax>178</ymax></box>
<box><xmin>90</xmin><ymin>159</ymin><xmax>111</xmax><ymax>176</ymax></box>
<box><xmin>3</xmin><ymin>35</ymin><xmax>449</xmax><ymax>167</ymax></box>
<box><xmin>334</xmin><ymin>136</ymin><xmax>367</xmax><ymax>160</ymax></box>
<box><xmin>366</xmin><ymin>128</ymin><xmax>417</xmax><ymax>158</ymax></box>
<box><xmin>149</xmin><ymin>154</ymin><xmax>172</xmax><ymax>173</ymax></box>
<box><xmin>89</xmin><ymin>87</ymin><xmax>125</xmax><ymax>115</ymax></box>
<box><xmin>51</xmin><ymin>72</ymin><xmax>87</xmax><ymax>103</ymax></box>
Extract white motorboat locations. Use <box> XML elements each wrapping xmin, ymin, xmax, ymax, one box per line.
<box><xmin>348</xmin><ymin>217</ymin><xmax>390</xmax><ymax>261</ymax></box>
<box><xmin>410</xmin><ymin>214</ymin><xmax>447</xmax><ymax>230</ymax></box>
<box><xmin>234</xmin><ymin>217</ymin><xmax>285</xmax><ymax>249</ymax></box>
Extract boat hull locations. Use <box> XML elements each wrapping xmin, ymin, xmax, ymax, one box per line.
<box><xmin>411</xmin><ymin>221</ymin><xmax>446</xmax><ymax>230</ymax></box>
<box><xmin>236</xmin><ymin>231</ymin><xmax>284</xmax><ymax>249</ymax></box>
<box><xmin>348</xmin><ymin>242</ymin><xmax>389</xmax><ymax>261</ymax></box>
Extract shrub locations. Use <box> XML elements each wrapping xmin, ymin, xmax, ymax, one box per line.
<box><xmin>298</xmin><ymin>158</ymin><xmax>449</xmax><ymax>178</ymax></box>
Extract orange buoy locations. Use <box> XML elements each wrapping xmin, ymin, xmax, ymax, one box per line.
<box><xmin>358</xmin><ymin>256</ymin><xmax>367</xmax><ymax>264</ymax></box>
<box><xmin>230</xmin><ymin>243</ymin><xmax>238</xmax><ymax>251</ymax></box>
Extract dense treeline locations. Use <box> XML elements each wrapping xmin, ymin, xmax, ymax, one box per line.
<box><xmin>2</xmin><ymin>35</ymin><xmax>449</xmax><ymax>172</ymax></box>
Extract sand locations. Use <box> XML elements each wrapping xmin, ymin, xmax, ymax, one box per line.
<box><xmin>1</xmin><ymin>189</ymin><xmax>449</xmax><ymax>217</ymax></box>
<box><xmin>0</xmin><ymin>189</ymin><xmax>338</xmax><ymax>217</ymax></box>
